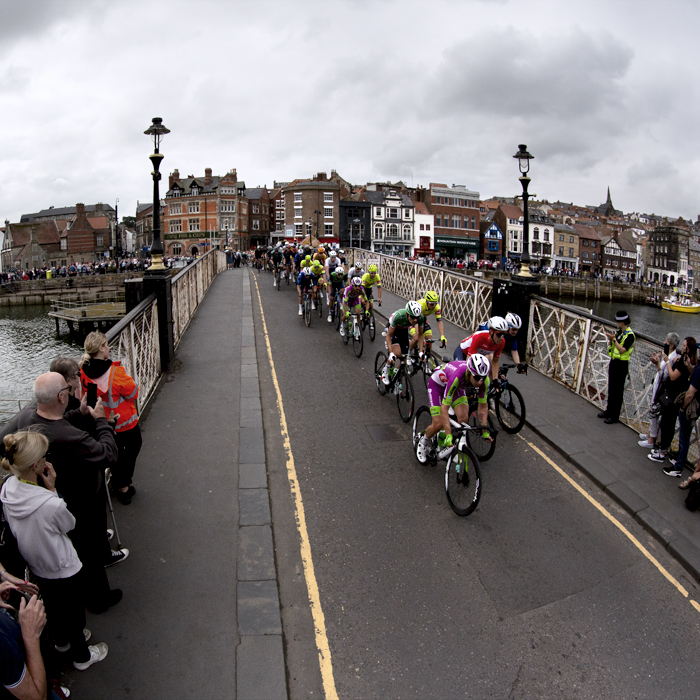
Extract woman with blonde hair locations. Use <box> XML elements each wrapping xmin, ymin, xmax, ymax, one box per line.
<box><xmin>0</xmin><ymin>430</ymin><xmax>108</xmax><ymax>670</ymax></box>
<box><xmin>80</xmin><ymin>331</ymin><xmax>141</xmax><ymax>505</ymax></box>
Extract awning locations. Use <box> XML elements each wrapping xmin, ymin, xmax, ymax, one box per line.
<box><xmin>434</xmin><ymin>235</ymin><xmax>479</xmax><ymax>251</ymax></box>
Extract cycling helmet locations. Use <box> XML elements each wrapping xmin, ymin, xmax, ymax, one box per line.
<box><xmin>505</xmin><ymin>312</ymin><xmax>522</xmax><ymax>329</ymax></box>
<box><xmin>354</xmin><ymin>261</ymin><xmax>363</xmax><ymax>269</ymax></box>
<box><xmin>368</xmin><ymin>264</ymin><xmax>378</xmax><ymax>273</ymax></box>
<box><xmin>425</xmin><ymin>290</ymin><xmax>439</xmax><ymax>304</ymax></box>
<box><xmin>487</xmin><ymin>316</ymin><xmax>509</xmax><ymax>332</ymax></box>
<box><xmin>467</xmin><ymin>353</ymin><xmax>491</xmax><ymax>379</ymax></box>
<box><xmin>352</xmin><ymin>276</ymin><xmax>362</xmax><ymax>287</ymax></box>
<box><xmin>318</xmin><ymin>246</ymin><xmax>325</xmax><ymax>253</ymax></box>
<box><xmin>305</xmin><ymin>255</ymin><xmax>312</xmax><ymax>261</ymax></box>
<box><xmin>335</xmin><ymin>266</ymin><xmax>345</xmax><ymax>275</ymax></box>
<box><xmin>406</xmin><ymin>300</ymin><xmax>422</xmax><ymax>318</ymax></box>
<box><xmin>338</xmin><ymin>249</ymin><xmax>345</xmax><ymax>255</ymax></box>
<box><xmin>328</xmin><ymin>250</ymin><xmax>337</xmax><ymax>258</ymax></box>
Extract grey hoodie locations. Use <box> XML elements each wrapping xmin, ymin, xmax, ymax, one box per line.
<box><xmin>0</xmin><ymin>477</ymin><xmax>82</xmax><ymax>580</ymax></box>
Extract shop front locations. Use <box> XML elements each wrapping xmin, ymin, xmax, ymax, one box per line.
<box><xmin>434</xmin><ymin>235</ymin><xmax>479</xmax><ymax>261</ymax></box>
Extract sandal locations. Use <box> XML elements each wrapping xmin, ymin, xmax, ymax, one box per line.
<box><xmin>679</xmin><ymin>478</ymin><xmax>694</xmax><ymax>490</ymax></box>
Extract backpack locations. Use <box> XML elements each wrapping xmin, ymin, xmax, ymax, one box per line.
<box><xmin>0</xmin><ymin>475</ymin><xmax>27</xmax><ymax>579</ymax></box>
<box><xmin>685</xmin><ymin>480</ymin><xmax>700</xmax><ymax>512</ymax></box>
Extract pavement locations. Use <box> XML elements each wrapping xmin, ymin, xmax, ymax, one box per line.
<box><xmin>66</xmin><ymin>267</ymin><xmax>287</xmax><ymax>700</ymax></box>
<box><xmin>375</xmin><ymin>285</ymin><xmax>700</xmax><ymax>584</ymax></box>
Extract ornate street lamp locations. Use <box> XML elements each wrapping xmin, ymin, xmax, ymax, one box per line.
<box><xmin>144</xmin><ymin>117</ymin><xmax>170</xmax><ymax>269</ymax></box>
<box><xmin>513</xmin><ymin>144</ymin><xmax>534</xmax><ymax>277</ymax></box>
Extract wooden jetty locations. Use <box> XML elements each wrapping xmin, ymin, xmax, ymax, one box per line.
<box><xmin>49</xmin><ymin>295</ymin><xmax>126</xmax><ymax>336</ymax></box>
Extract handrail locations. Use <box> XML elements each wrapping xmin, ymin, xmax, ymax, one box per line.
<box><xmin>106</xmin><ymin>293</ymin><xmax>157</xmax><ymax>343</ymax></box>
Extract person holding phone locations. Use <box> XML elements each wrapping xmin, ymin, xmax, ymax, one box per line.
<box><xmin>0</xmin><ymin>431</ymin><xmax>108</xmax><ymax>671</ymax></box>
<box><xmin>80</xmin><ymin>332</ymin><xmax>141</xmax><ymax>506</ymax></box>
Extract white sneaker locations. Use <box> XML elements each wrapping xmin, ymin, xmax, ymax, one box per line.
<box><xmin>340</xmin><ymin>324</ymin><xmax>346</xmax><ymax>337</ymax></box>
<box><xmin>382</xmin><ymin>367</ymin><xmax>391</xmax><ymax>385</ymax></box>
<box><xmin>298</xmin><ymin>307</ymin><xmax>303</xmax><ymax>316</ymax></box>
<box><xmin>312</xmin><ymin>302</ymin><xmax>316</xmax><ymax>309</ymax></box>
<box><xmin>638</xmin><ymin>439</ymin><xmax>655</xmax><ymax>448</ymax></box>
<box><xmin>73</xmin><ymin>643</ymin><xmax>108</xmax><ymax>671</ymax></box>
<box><xmin>327</xmin><ymin>314</ymin><xmax>332</xmax><ymax>323</ymax></box>
<box><xmin>416</xmin><ymin>436</ymin><xmax>431</xmax><ymax>464</ymax></box>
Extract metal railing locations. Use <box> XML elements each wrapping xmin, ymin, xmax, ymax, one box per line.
<box><xmin>171</xmin><ymin>249</ymin><xmax>227</xmax><ymax>349</ymax></box>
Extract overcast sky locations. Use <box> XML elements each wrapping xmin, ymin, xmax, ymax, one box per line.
<box><xmin>1</xmin><ymin>0</ymin><xmax>698</xmax><ymax>225</ymax></box>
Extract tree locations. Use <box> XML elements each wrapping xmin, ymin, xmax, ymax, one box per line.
<box><xmin>121</xmin><ymin>215</ymin><xmax>136</xmax><ymax>228</ymax></box>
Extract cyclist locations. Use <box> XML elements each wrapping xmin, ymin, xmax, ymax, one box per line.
<box><xmin>310</xmin><ymin>260</ymin><xmax>326</xmax><ymax>307</ymax></box>
<box><xmin>381</xmin><ymin>301</ymin><xmax>426</xmax><ymax>384</ymax></box>
<box><xmin>297</xmin><ymin>267</ymin><xmax>315</xmax><ymax>316</ymax></box>
<box><xmin>361</xmin><ymin>264</ymin><xmax>382</xmax><ymax>316</ymax></box>
<box><xmin>340</xmin><ymin>276</ymin><xmax>368</xmax><ymax>338</ymax></box>
<box><xmin>456</xmin><ymin>316</ymin><xmax>507</xmax><ymax>382</ymax></box>
<box><xmin>293</xmin><ymin>247</ymin><xmax>304</xmax><ymax>274</ymax></box>
<box><xmin>416</xmin><ymin>354</ymin><xmax>492</xmax><ymax>463</ymax></box>
<box><xmin>283</xmin><ymin>245</ymin><xmax>294</xmax><ymax>281</ymax></box>
<box><xmin>301</xmin><ymin>254</ymin><xmax>312</xmax><ymax>271</ymax></box>
<box><xmin>327</xmin><ymin>265</ymin><xmax>347</xmax><ymax>322</ymax></box>
<box><xmin>254</xmin><ymin>246</ymin><xmax>264</xmax><ymax>272</ymax></box>
<box><xmin>271</xmin><ymin>246</ymin><xmax>284</xmax><ymax>286</ymax></box>
<box><xmin>474</xmin><ymin>312</ymin><xmax>523</xmax><ymax>366</ymax></box>
<box><xmin>313</xmin><ymin>246</ymin><xmax>327</xmax><ymax>268</ymax></box>
<box><xmin>347</xmin><ymin>260</ymin><xmax>363</xmax><ymax>281</ymax></box>
<box><xmin>337</xmin><ymin>249</ymin><xmax>347</xmax><ymax>265</ymax></box>
<box><xmin>418</xmin><ymin>290</ymin><xmax>447</xmax><ymax>349</ymax></box>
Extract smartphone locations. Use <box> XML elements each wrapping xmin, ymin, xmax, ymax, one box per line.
<box><xmin>87</xmin><ymin>383</ymin><xmax>97</xmax><ymax>408</ymax></box>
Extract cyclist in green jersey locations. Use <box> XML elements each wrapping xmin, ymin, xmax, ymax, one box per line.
<box><xmin>381</xmin><ymin>301</ymin><xmax>426</xmax><ymax>384</ymax></box>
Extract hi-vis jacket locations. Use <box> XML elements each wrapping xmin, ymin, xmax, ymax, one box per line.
<box><xmin>607</xmin><ymin>328</ymin><xmax>635</xmax><ymax>361</ymax></box>
<box><xmin>80</xmin><ymin>361</ymin><xmax>139</xmax><ymax>433</ymax></box>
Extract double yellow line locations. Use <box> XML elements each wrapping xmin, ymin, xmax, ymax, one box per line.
<box><xmin>252</xmin><ymin>275</ymin><xmax>338</xmax><ymax>699</ymax></box>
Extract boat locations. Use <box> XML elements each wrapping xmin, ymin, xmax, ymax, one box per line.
<box><xmin>661</xmin><ymin>293</ymin><xmax>700</xmax><ymax>314</ymax></box>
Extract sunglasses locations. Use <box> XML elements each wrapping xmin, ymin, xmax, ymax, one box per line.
<box><xmin>494</xmin><ymin>332</ymin><xmax>506</xmax><ymax>338</ymax></box>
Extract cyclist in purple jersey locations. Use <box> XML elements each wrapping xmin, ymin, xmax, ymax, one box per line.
<box><xmin>340</xmin><ymin>277</ymin><xmax>368</xmax><ymax>337</ymax></box>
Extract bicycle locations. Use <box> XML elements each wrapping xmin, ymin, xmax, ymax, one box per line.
<box><xmin>412</xmin><ymin>407</ymin><xmax>482</xmax><ymax>517</ymax></box>
<box><xmin>285</xmin><ymin>263</ymin><xmax>292</xmax><ymax>285</ymax></box>
<box><xmin>490</xmin><ymin>363</ymin><xmax>526</xmax><ymax>434</ymax></box>
<box><xmin>316</xmin><ymin>286</ymin><xmax>323</xmax><ymax>319</ymax></box>
<box><xmin>341</xmin><ymin>312</ymin><xmax>364</xmax><ymax>358</ymax></box>
<box><xmin>274</xmin><ymin>265</ymin><xmax>281</xmax><ymax>290</ymax></box>
<box><xmin>301</xmin><ymin>290</ymin><xmax>312</xmax><ymax>327</ymax></box>
<box><xmin>331</xmin><ymin>293</ymin><xmax>343</xmax><ymax>328</ymax></box>
<box><xmin>361</xmin><ymin>300</ymin><xmax>379</xmax><ymax>342</ymax></box>
<box><xmin>373</xmin><ymin>351</ymin><xmax>414</xmax><ymax>422</ymax></box>
<box><xmin>407</xmin><ymin>336</ymin><xmax>438</xmax><ymax>389</ymax></box>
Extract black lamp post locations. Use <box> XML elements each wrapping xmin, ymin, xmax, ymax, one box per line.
<box><xmin>513</xmin><ymin>144</ymin><xmax>534</xmax><ymax>277</ymax></box>
<box><xmin>313</xmin><ymin>209</ymin><xmax>321</xmax><ymax>243</ymax></box>
<box><xmin>144</xmin><ymin>117</ymin><xmax>170</xmax><ymax>270</ymax></box>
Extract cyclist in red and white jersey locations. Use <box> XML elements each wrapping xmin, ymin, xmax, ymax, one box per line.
<box><xmin>455</xmin><ymin>316</ymin><xmax>508</xmax><ymax>382</ymax></box>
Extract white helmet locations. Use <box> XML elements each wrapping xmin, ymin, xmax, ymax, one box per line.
<box><xmin>352</xmin><ymin>276</ymin><xmax>362</xmax><ymax>287</ymax></box>
<box><xmin>329</xmin><ymin>251</ymin><xmax>337</xmax><ymax>258</ymax></box>
<box><xmin>338</xmin><ymin>249</ymin><xmax>345</xmax><ymax>255</ymax></box>
<box><xmin>354</xmin><ymin>262</ymin><xmax>363</xmax><ymax>270</ymax></box>
<box><xmin>335</xmin><ymin>266</ymin><xmax>345</xmax><ymax>275</ymax></box>
<box><xmin>487</xmin><ymin>316</ymin><xmax>509</xmax><ymax>332</ymax></box>
<box><xmin>406</xmin><ymin>300</ymin><xmax>422</xmax><ymax>318</ymax></box>
<box><xmin>467</xmin><ymin>353</ymin><xmax>491</xmax><ymax>379</ymax></box>
<box><xmin>505</xmin><ymin>312</ymin><xmax>522</xmax><ymax>329</ymax></box>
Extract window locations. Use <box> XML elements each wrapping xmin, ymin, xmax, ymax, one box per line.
<box><xmin>276</xmin><ymin>211</ymin><xmax>284</xmax><ymax>220</ymax></box>
<box><xmin>583</xmin><ymin>239</ymin><xmax>589</xmax><ymax>246</ymax></box>
<box><xmin>60</xmin><ymin>239</ymin><xmax>67</xmax><ymax>250</ymax></box>
<box><xmin>294</xmin><ymin>192</ymin><xmax>302</xmax><ymax>202</ymax></box>
<box><xmin>435</xmin><ymin>214</ymin><xmax>442</xmax><ymax>227</ymax></box>
<box><xmin>221</xmin><ymin>202</ymin><xmax>236</xmax><ymax>212</ymax></box>
<box><xmin>276</xmin><ymin>199</ymin><xmax>284</xmax><ymax>209</ymax></box>
<box><xmin>436</xmin><ymin>196</ymin><xmax>442</xmax><ymax>204</ymax></box>
<box><xmin>404</xmin><ymin>209</ymin><xmax>411</xmax><ymax>219</ymax></box>
<box><xmin>170</xmin><ymin>220</ymin><xmax>182</xmax><ymax>233</ymax></box>
<box><xmin>191</xmin><ymin>186</ymin><xmax>199</xmax><ymax>195</ymax></box>
<box><xmin>324</xmin><ymin>207</ymin><xmax>333</xmax><ymax>218</ymax></box>
<box><xmin>558</xmin><ymin>246</ymin><xmax>564</xmax><ymax>255</ymax></box>
<box><xmin>388</xmin><ymin>208</ymin><xmax>398</xmax><ymax>219</ymax></box>
<box><xmin>569</xmin><ymin>247</ymin><xmax>574</xmax><ymax>257</ymax></box>
<box><xmin>96</xmin><ymin>235</ymin><xmax>104</xmax><ymax>246</ymax></box>
<box><xmin>252</xmin><ymin>204</ymin><xmax>259</xmax><ymax>214</ymax></box>
<box><xmin>463</xmin><ymin>217</ymin><xmax>469</xmax><ymax>229</ymax></box>
<box><xmin>488</xmin><ymin>240</ymin><xmax>499</xmax><ymax>251</ymax></box>
<box><xmin>170</xmin><ymin>203</ymin><xmax>182</xmax><ymax>215</ymax></box>
<box><xmin>425</xmin><ymin>224</ymin><xmax>430</xmax><ymax>231</ymax></box>
<box><xmin>452</xmin><ymin>216</ymin><xmax>460</xmax><ymax>228</ymax></box>
<box><xmin>583</xmin><ymin>251</ymin><xmax>589</xmax><ymax>259</ymax></box>
<box><xmin>324</xmin><ymin>192</ymin><xmax>333</xmax><ymax>202</ymax></box>
<box><xmin>324</xmin><ymin>224</ymin><xmax>333</xmax><ymax>237</ymax></box>
<box><xmin>388</xmin><ymin>224</ymin><xmax>398</xmax><ymax>237</ymax></box>
<box><xmin>403</xmin><ymin>225</ymin><xmax>412</xmax><ymax>240</ymax></box>
<box><xmin>533</xmin><ymin>227</ymin><xmax>540</xmax><ymax>240</ymax></box>
<box><xmin>253</xmin><ymin>220</ymin><xmax>259</xmax><ymax>230</ymax></box>
<box><xmin>188</xmin><ymin>202</ymin><xmax>200</xmax><ymax>214</ymax></box>
<box><xmin>294</xmin><ymin>207</ymin><xmax>302</xmax><ymax>218</ymax></box>
<box><xmin>295</xmin><ymin>224</ymin><xmax>302</xmax><ymax>235</ymax></box>
<box><xmin>592</xmin><ymin>253</ymin><xmax>597</xmax><ymax>260</ymax></box>
<box><xmin>189</xmin><ymin>219</ymin><xmax>200</xmax><ymax>232</ymax></box>
<box><xmin>471</xmin><ymin>217</ymin><xmax>476</xmax><ymax>229</ymax></box>
<box><xmin>559</xmin><ymin>234</ymin><xmax>564</xmax><ymax>242</ymax></box>
<box><xmin>172</xmin><ymin>244</ymin><xmax>182</xmax><ymax>255</ymax></box>
<box><xmin>276</xmin><ymin>222</ymin><xmax>283</xmax><ymax>231</ymax></box>
<box><xmin>420</xmin><ymin>223</ymin><xmax>425</xmax><ymax>231</ymax></box>
<box><xmin>544</xmin><ymin>231</ymin><xmax>550</xmax><ymax>242</ymax></box>
<box><xmin>569</xmin><ymin>236</ymin><xmax>574</xmax><ymax>243</ymax></box>
<box><xmin>374</xmin><ymin>223</ymin><xmax>383</xmax><ymax>239</ymax></box>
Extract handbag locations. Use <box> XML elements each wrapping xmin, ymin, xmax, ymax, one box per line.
<box><xmin>656</xmin><ymin>382</ymin><xmax>673</xmax><ymax>407</ymax></box>
<box><xmin>685</xmin><ymin>480</ymin><xmax>700</xmax><ymax>511</ymax></box>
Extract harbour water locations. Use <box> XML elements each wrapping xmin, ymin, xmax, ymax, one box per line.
<box><xmin>0</xmin><ymin>305</ymin><xmax>81</xmax><ymax>406</ymax></box>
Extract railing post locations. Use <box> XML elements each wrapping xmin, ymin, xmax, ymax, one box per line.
<box><xmin>142</xmin><ymin>269</ymin><xmax>175</xmax><ymax>372</ymax></box>
<box><xmin>413</xmin><ymin>263</ymin><xmax>419</xmax><ymax>300</ymax></box>
<box><xmin>575</xmin><ymin>317</ymin><xmax>593</xmax><ymax>394</ymax></box>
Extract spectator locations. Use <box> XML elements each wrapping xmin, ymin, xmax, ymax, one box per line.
<box><xmin>1</xmin><ymin>431</ymin><xmax>108</xmax><ymax>671</ymax></box>
<box><xmin>80</xmin><ymin>332</ymin><xmax>141</xmax><ymax>506</ymax></box>
<box><xmin>0</xmin><ymin>372</ymin><xmax>125</xmax><ymax>613</ymax></box>
<box><xmin>638</xmin><ymin>333</ymin><xmax>679</xmax><ymax>449</ymax></box>
<box><xmin>648</xmin><ymin>337</ymin><xmax>695</xmax><ymax>464</ymax></box>
<box><xmin>48</xmin><ymin>358</ymin><xmax>81</xmax><ymax>412</ymax></box>
<box><xmin>597</xmin><ymin>311</ymin><xmax>635</xmax><ymax>424</ymax></box>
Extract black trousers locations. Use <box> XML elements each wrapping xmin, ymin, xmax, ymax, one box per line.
<box><xmin>36</xmin><ymin>569</ymin><xmax>90</xmax><ymax>663</ymax></box>
<box><xmin>605</xmin><ymin>359</ymin><xmax>629</xmax><ymax>421</ymax></box>
<box><xmin>113</xmin><ymin>424</ymin><xmax>142</xmax><ymax>490</ymax></box>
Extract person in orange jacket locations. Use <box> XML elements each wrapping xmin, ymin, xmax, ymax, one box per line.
<box><xmin>80</xmin><ymin>331</ymin><xmax>141</xmax><ymax>505</ymax></box>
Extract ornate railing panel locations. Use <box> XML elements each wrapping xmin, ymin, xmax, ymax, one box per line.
<box><xmin>106</xmin><ymin>294</ymin><xmax>160</xmax><ymax>412</ymax></box>
<box><xmin>350</xmin><ymin>249</ymin><xmax>492</xmax><ymax>331</ymax></box>
<box><xmin>171</xmin><ymin>250</ymin><xmax>227</xmax><ymax>349</ymax></box>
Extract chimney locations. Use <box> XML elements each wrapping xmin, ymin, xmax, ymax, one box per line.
<box><xmin>30</xmin><ymin>226</ymin><xmax>37</xmax><ymax>243</ymax></box>
<box><xmin>204</xmin><ymin>168</ymin><xmax>212</xmax><ymax>186</ymax></box>
<box><xmin>229</xmin><ymin>168</ymin><xmax>237</xmax><ymax>182</ymax></box>
<box><xmin>316</xmin><ymin>172</ymin><xmax>327</xmax><ymax>181</ymax></box>
<box><xmin>169</xmin><ymin>169</ymin><xmax>180</xmax><ymax>190</ymax></box>
<box><xmin>76</xmin><ymin>203</ymin><xmax>85</xmax><ymax>216</ymax></box>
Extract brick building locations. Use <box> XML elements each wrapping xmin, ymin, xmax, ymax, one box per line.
<box><xmin>245</xmin><ymin>187</ymin><xmax>272</xmax><ymax>248</ymax></box>
<box><xmin>479</xmin><ymin>213</ymin><xmax>504</xmax><ymax>263</ymax></box>
<box><xmin>553</xmin><ymin>223</ymin><xmax>579</xmax><ymax>272</ymax></box>
<box><xmin>413</xmin><ymin>184</ymin><xmax>480</xmax><ymax>260</ymax></box>
<box><xmin>645</xmin><ymin>224</ymin><xmax>690</xmax><ymax>286</ymax></box>
<box><xmin>574</xmin><ymin>224</ymin><xmax>601</xmax><ymax>276</ymax></box>
<box><xmin>1</xmin><ymin>221</ymin><xmax>61</xmax><ymax>270</ymax></box>
<box><xmin>164</xmin><ymin>168</ymin><xmax>248</xmax><ymax>255</ymax></box>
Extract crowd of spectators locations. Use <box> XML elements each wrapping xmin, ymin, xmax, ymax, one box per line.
<box><xmin>0</xmin><ymin>332</ymin><xmax>141</xmax><ymax>697</ymax></box>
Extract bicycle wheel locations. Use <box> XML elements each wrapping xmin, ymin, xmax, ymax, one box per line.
<box><xmin>495</xmin><ymin>384</ymin><xmax>526</xmax><ymax>434</ymax></box>
<box><xmin>422</xmin><ymin>354</ymin><xmax>438</xmax><ymax>390</ymax></box>
<box><xmin>286</xmin><ymin>269</ymin><xmax>290</xmax><ymax>285</ymax></box>
<box><xmin>335</xmin><ymin>304</ymin><xmax>342</xmax><ymax>330</ymax></box>
<box><xmin>304</xmin><ymin>299</ymin><xmax>311</xmax><ymax>327</ymax></box>
<box><xmin>317</xmin><ymin>295</ymin><xmax>323</xmax><ymax>318</ymax></box>
<box><xmin>412</xmin><ymin>405</ymin><xmax>433</xmax><ymax>465</ymax></box>
<box><xmin>445</xmin><ymin>446</ymin><xmax>481</xmax><ymax>516</ymax></box>
<box><xmin>276</xmin><ymin>271</ymin><xmax>280</xmax><ymax>290</ymax></box>
<box><xmin>342</xmin><ymin>318</ymin><xmax>350</xmax><ymax>345</ymax></box>
<box><xmin>374</xmin><ymin>351</ymin><xmax>388</xmax><ymax>396</ymax></box>
<box><xmin>368</xmin><ymin>312</ymin><xmax>376</xmax><ymax>342</ymax></box>
<box><xmin>353</xmin><ymin>321</ymin><xmax>364</xmax><ymax>358</ymax></box>
<box><xmin>466</xmin><ymin>412</ymin><xmax>497</xmax><ymax>462</ymax></box>
<box><xmin>396</xmin><ymin>367</ymin><xmax>414</xmax><ymax>422</ymax></box>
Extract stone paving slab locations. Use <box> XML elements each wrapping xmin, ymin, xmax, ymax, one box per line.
<box><xmin>238</xmin><ymin>525</ymin><xmax>276</xmax><ymax>580</ymax></box>
<box><xmin>605</xmin><ymin>481</ymin><xmax>649</xmax><ymax>515</ymax></box>
<box><xmin>635</xmin><ymin>507</ymin><xmax>680</xmax><ymax>547</ymax></box>
<box><xmin>237</xmin><ymin>636</ymin><xmax>287</xmax><ymax>700</ymax></box>
<box><xmin>238</xmin><ymin>580</ymin><xmax>283</xmax><ymax>635</ymax></box>
<box><xmin>239</xmin><ymin>427</ymin><xmax>266</xmax><ymax>464</ymax></box>
<box><xmin>240</xmin><ymin>489</ymin><xmax>271</xmax><ymax>526</ymax></box>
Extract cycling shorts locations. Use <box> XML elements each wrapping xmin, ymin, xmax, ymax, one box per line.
<box><xmin>427</xmin><ymin>376</ymin><xmax>468</xmax><ymax>416</ymax></box>
<box><xmin>363</xmin><ymin>287</ymin><xmax>374</xmax><ymax>300</ymax></box>
<box><xmin>411</xmin><ymin>321</ymin><xmax>431</xmax><ymax>340</ymax></box>
<box><xmin>389</xmin><ymin>327</ymin><xmax>410</xmax><ymax>355</ymax></box>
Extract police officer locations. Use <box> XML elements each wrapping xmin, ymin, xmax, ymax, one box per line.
<box><xmin>598</xmin><ymin>310</ymin><xmax>635</xmax><ymax>424</ymax></box>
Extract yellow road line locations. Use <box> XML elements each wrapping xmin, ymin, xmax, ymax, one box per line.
<box><xmin>519</xmin><ymin>434</ymin><xmax>700</xmax><ymax>611</ymax></box>
<box><xmin>252</xmin><ymin>275</ymin><xmax>339</xmax><ymax>700</ymax></box>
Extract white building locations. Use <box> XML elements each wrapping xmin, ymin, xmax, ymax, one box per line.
<box><xmin>412</xmin><ymin>201</ymin><xmax>434</xmax><ymax>257</ymax></box>
<box><xmin>366</xmin><ymin>189</ymin><xmax>414</xmax><ymax>257</ymax></box>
